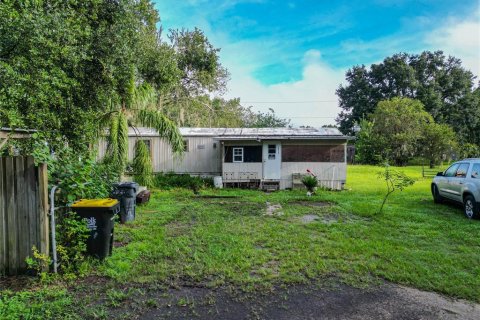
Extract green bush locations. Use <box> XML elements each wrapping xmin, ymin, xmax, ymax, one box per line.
<box><xmin>301</xmin><ymin>175</ymin><xmax>318</xmax><ymax>193</ymax></box>
<box><xmin>55</xmin><ymin>211</ymin><xmax>90</xmax><ymax>277</ymax></box>
<box><xmin>26</xmin><ymin>141</ymin><xmax>119</xmax><ymax>277</ymax></box>
<box><xmin>153</xmin><ymin>172</ymin><xmax>213</xmax><ymax>190</ymax></box>
<box><xmin>49</xmin><ymin>149</ymin><xmax>119</xmax><ymax>276</ymax></box>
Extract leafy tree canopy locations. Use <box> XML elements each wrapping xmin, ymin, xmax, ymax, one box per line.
<box><xmin>169</xmin><ymin>28</ymin><xmax>230</xmax><ymax>97</ymax></box>
<box><xmin>356</xmin><ymin>97</ymin><xmax>457</xmax><ymax>166</ymax></box>
<box><xmin>337</xmin><ymin>51</ymin><xmax>479</xmax><ymax>147</ymax></box>
<box><xmin>245</xmin><ymin>108</ymin><xmax>291</xmax><ymax>128</ymax></box>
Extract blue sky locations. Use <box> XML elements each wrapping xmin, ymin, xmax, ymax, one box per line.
<box><xmin>155</xmin><ymin>0</ymin><xmax>480</xmax><ymax>126</ymax></box>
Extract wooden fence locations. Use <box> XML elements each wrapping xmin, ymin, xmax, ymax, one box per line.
<box><xmin>0</xmin><ymin>156</ymin><xmax>49</xmax><ymax>275</ymax></box>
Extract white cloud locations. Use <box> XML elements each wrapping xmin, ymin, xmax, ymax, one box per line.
<box><xmin>224</xmin><ymin>50</ymin><xmax>346</xmax><ymax>127</ymax></box>
<box><xmin>425</xmin><ymin>17</ymin><xmax>480</xmax><ymax>77</ymax></box>
<box><xmin>166</xmin><ymin>3</ymin><xmax>480</xmax><ymax>129</ymax></box>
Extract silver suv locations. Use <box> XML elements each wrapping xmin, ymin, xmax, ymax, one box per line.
<box><xmin>431</xmin><ymin>158</ymin><xmax>480</xmax><ymax>219</ymax></box>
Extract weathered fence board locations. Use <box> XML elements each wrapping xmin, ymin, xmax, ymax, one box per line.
<box><xmin>0</xmin><ymin>156</ymin><xmax>49</xmax><ymax>275</ymax></box>
<box><xmin>0</xmin><ymin>158</ymin><xmax>5</xmax><ymax>273</ymax></box>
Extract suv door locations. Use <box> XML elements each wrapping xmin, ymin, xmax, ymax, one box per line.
<box><xmin>449</xmin><ymin>163</ymin><xmax>470</xmax><ymax>202</ymax></box>
<box><xmin>438</xmin><ymin>163</ymin><xmax>459</xmax><ymax>199</ymax></box>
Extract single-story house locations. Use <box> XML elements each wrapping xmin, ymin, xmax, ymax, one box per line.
<box><xmin>98</xmin><ymin>127</ymin><xmax>351</xmax><ymax>190</ymax></box>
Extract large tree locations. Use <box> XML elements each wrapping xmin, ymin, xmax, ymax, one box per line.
<box><xmin>336</xmin><ymin>51</ymin><xmax>479</xmax><ymax>147</ymax></box>
<box><xmin>0</xmin><ymin>0</ymin><xmax>183</xmax><ymax>155</ymax></box>
<box><xmin>245</xmin><ymin>108</ymin><xmax>291</xmax><ymax>128</ymax></box>
<box><xmin>355</xmin><ymin>97</ymin><xmax>457</xmax><ymax>166</ymax></box>
<box><xmin>419</xmin><ymin>122</ymin><xmax>457</xmax><ymax>168</ymax></box>
<box><xmin>0</xmin><ymin>0</ymin><xmax>211</xmax><ymax>180</ymax></box>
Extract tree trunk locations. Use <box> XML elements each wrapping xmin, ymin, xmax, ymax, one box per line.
<box><xmin>378</xmin><ymin>191</ymin><xmax>393</xmax><ymax>214</ymax></box>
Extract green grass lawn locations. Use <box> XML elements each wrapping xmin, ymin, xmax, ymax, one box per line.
<box><xmin>2</xmin><ymin>165</ymin><xmax>480</xmax><ymax>319</ymax></box>
<box><xmin>102</xmin><ymin>165</ymin><xmax>480</xmax><ymax>299</ymax></box>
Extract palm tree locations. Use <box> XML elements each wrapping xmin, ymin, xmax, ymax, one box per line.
<box><xmin>101</xmin><ymin>84</ymin><xmax>184</xmax><ymax>186</ymax></box>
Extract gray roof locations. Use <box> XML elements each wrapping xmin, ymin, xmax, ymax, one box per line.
<box><xmin>129</xmin><ymin>127</ymin><xmax>350</xmax><ymax>140</ymax></box>
<box><xmin>0</xmin><ymin>127</ymin><xmax>37</xmax><ymax>139</ymax></box>
<box><xmin>1</xmin><ymin>127</ymin><xmax>37</xmax><ymax>133</ymax></box>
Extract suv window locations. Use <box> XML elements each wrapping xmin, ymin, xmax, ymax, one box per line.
<box><xmin>444</xmin><ymin>164</ymin><xmax>459</xmax><ymax>177</ymax></box>
<box><xmin>472</xmin><ymin>164</ymin><xmax>480</xmax><ymax>179</ymax></box>
<box><xmin>455</xmin><ymin>163</ymin><xmax>470</xmax><ymax>178</ymax></box>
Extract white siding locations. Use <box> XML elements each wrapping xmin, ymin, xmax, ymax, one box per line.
<box><xmin>98</xmin><ymin>136</ymin><xmax>222</xmax><ymax>175</ymax></box>
<box><xmin>280</xmin><ymin>162</ymin><xmax>347</xmax><ymax>190</ymax></box>
<box><xmin>279</xmin><ymin>140</ymin><xmax>347</xmax><ymax>190</ymax></box>
<box><xmin>222</xmin><ymin>163</ymin><xmax>262</xmax><ymax>181</ymax></box>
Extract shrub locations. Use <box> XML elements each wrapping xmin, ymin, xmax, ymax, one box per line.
<box><xmin>26</xmin><ymin>142</ymin><xmax>119</xmax><ymax>276</ymax></box>
<box><xmin>25</xmin><ymin>246</ymin><xmax>50</xmax><ymax>280</ymax></box>
<box><xmin>153</xmin><ymin>172</ymin><xmax>213</xmax><ymax>190</ymax></box>
<box><xmin>55</xmin><ymin>211</ymin><xmax>90</xmax><ymax>277</ymax></box>
<box><xmin>377</xmin><ymin>164</ymin><xmax>415</xmax><ymax>214</ymax></box>
<box><xmin>302</xmin><ymin>175</ymin><xmax>318</xmax><ymax>193</ymax></box>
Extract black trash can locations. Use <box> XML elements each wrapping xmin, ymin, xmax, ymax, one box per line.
<box><xmin>110</xmin><ymin>182</ymin><xmax>139</xmax><ymax>223</ymax></box>
<box><xmin>71</xmin><ymin>199</ymin><xmax>120</xmax><ymax>259</ymax></box>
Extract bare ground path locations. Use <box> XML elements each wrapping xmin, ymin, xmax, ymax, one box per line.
<box><xmin>106</xmin><ymin>280</ymin><xmax>480</xmax><ymax>319</ymax></box>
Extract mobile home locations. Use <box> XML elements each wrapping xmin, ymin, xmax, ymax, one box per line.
<box><xmin>98</xmin><ymin>127</ymin><xmax>351</xmax><ymax>190</ymax></box>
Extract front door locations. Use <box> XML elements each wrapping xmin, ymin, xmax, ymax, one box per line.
<box><xmin>263</xmin><ymin>143</ymin><xmax>281</xmax><ymax>180</ymax></box>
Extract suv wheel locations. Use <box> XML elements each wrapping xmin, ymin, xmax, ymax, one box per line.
<box><xmin>432</xmin><ymin>184</ymin><xmax>443</xmax><ymax>203</ymax></box>
<box><xmin>463</xmin><ymin>195</ymin><xmax>479</xmax><ymax>219</ymax></box>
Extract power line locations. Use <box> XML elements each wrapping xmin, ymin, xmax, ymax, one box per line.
<box><xmin>242</xmin><ymin>100</ymin><xmax>337</xmax><ymax>104</ymax></box>
<box><xmin>286</xmin><ymin>116</ymin><xmax>336</xmax><ymax>118</ymax></box>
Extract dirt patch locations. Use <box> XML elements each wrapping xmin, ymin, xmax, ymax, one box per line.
<box><xmin>75</xmin><ymin>275</ymin><xmax>110</xmax><ymax>288</ymax></box>
<box><xmin>300</xmin><ymin>214</ymin><xmax>320</xmax><ymax>223</ymax></box>
<box><xmin>295</xmin><ymin>213</ymin><xmax>342</xmax><ymax>224</ymax></box>
<box><xmin>113</xmin><ymin>241</ymin><xmax>128</xmax><ymax>248</ymax></box>
<box><xmin>0</xmin><ymin>275</ymin><xmax>35</xmax><ymax>291</ymax></box>
<box><xmin>195</xmin><ymin>195</ymin><xmax>240</xmax><ymax>199</ymax></box>
<box><xmin>265</xmin><ymin>202</ymin><xmax>283</xmax><ymax>216</ymax></box>
<box><xmin>166</xmin><ymin>221</ymin><xmax>195</xmax><ymax>237</ymax></box>
<box><xmin>321</xmin><ymin>214</ymin><xmax>341</xmax><ymax>224</ymax></box>
<box><xmin>112</xmin><ymin>280</ymin><xmax>480</xmax><ymax>320</ymax></box>
<box><xmin>290</xmin><ymin>201</ymin><xmax>332</xmax><ymax>207</ymax></box>
<box><xmin>293</xmin><ymin>212</ymin><xmax>371</xmax><ymax>225</ymax></box>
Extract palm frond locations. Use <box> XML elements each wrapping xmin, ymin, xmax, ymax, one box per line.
<box><xmin>117</xmin><ymin>111</ymin><xmax>129</xmax><ymax>169</ymax></box>
<box><xmin>93</xmin><ymin>110</ymin><xmax>118</xmax><ymax>142</ymax></box>
<box><xmin>132</xmin><ymin>84</ymin><xmax>157</xmax><ymax>110</ymax></box>
<box><xmin>106</xmin><ymin>115</ymin><xmax>119</xmax><ymax>160</ymax></box>
<box><xmin>133</xmin><ymin>140</ymin><xmax>153</xmax><ymax>187</ymax></box>
<box><xmin>137</xmin><ymin>109</ymin><xmax>184</xmax><ymax>154</ymax></box>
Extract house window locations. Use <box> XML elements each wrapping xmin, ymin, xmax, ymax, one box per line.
<box><xmin>268</xmin><ymin>144</ymin><xmax>276</xmax><ymax>160</ymax></box>
<box><xmin>183</xmin><ymin>140</ymin><xmax>189</xmax><ymax>152</ymax></box>
<box><xmin>224</xmin><ymin>146</ymin><xmax>262</xmax><ymax>163</ymax></box>
<box><xmin>233</xmin><ymin>147</ymin><xmax>244</xmax><ymax>162</ymax></box>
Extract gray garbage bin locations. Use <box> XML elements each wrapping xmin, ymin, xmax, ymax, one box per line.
<box><xmin>110</xmin><ymin>182</ymin><xmax>139</xmax><ymax>223</ymax></box>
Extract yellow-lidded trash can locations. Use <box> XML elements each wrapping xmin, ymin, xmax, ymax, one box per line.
<box><xmin>71</xmin><ymin>199</ymin><xmax>120</xmax><ymax>259</ymax></box>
